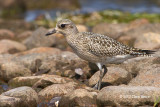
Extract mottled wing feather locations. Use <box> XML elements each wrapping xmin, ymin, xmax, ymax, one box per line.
<box><xmin>80</xmin><ymin>32</ymin><xmax>131</xmax><ymax>57</ymax></box>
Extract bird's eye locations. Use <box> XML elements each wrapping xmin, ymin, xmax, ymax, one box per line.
<box><xmin>60</xmin><ymin>24</ymin><xmax>66</xmax><ymax>28</ymax></box>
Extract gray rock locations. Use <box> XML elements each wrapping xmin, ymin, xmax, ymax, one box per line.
<box><xmin>23</xmin><ymin>27</ymin><xmax>57</xmax><ymax>49</ymax></box>
<box><xmin>1</xmin><ymin>86</ymin><xmax>38</xmax><ymax>107</ymax></box>
<box><xmin>89</xmin><ymin>66</ymin><xmax>132</xmax><ymax>87</ymax></box>
<box><xmin>97</xmin><ymin>86</ymin><xmax>160</xmax><ymax>106</ymax></box>
<box><xmin>59</xmin><ymin>89</ymin><xmax>97</xmax><ymax>107</ymax></box>
<box><xmin>0</xmin><ymin>61</ymin><xmax>31</xmax><ymax>81</ymax></box>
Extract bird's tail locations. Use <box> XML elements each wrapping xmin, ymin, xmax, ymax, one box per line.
<box><xmin>130</xmin><ymin>48</ymin><xmax>156</xmax><ymax>57</ymax></box>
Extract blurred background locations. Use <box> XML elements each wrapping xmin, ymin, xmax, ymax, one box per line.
<box><xmin>0</xmin><ymin>1</ymin><xmax>160</xmax><ymax>107</ymax></box>
<box><xmin>1</xmin><ymin>0</ymin><xmax>160</xmax><ymax>22</ymax></box>
<box><xmin>0</xmin><ymin>0</ymin><xmax>160</xmax><ymax>49</ymax></box>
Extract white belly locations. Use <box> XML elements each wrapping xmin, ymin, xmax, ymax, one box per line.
<box><xmin>103</xmin><ymin>55</ymin><xmax>135</xmax><ymax>64</ymax></box>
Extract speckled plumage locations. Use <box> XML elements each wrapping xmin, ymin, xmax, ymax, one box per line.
<box><xmin>66</xmin><ymin>31</ymin><xmax>153</xmax><ymax>64</ymax></box>
<box><xmin>45</xmin><ymin>19</ymin><xmax>155</xmax><ymax>90</ymax></box>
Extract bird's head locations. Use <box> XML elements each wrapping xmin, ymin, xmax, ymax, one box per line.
<box><xmin>45</xmin><ymin>19</ymin><xmax>79</xmax><ymax>36</ymax></box>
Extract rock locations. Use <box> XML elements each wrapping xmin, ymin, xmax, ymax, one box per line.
<box><xmin>97</xmin><ymin>86</ymin><xmax>160</xmax><ymax>106</ymax></box>
<box><xmin>0</xmin><ymin>54</ymin><xmax>13</xmax><ymax>64</ymax></box>
<box><xmin>39</xmin><ymin>51</ymin><xmax>90</xmax><ymax>78</ymax></box>
<box><xmin>17</xmin><ymin>31</ymin><xmax>32</xmax><ymax>40</ymax></box>
<box><xmin>8</xmin><ymin>74</ymin><xmax>73</xmax><ymax>88</ymax></box>
<box><xmin>0</xmin><ymin>29</ymin><xmax>15</xmax><ymax>40</ymax></box>
<box><xmin>89</xmin><ymin>66</ymin><xmax>132</xmax><ymax>88</ymax></box>
<box><xmin>118</xmin><ymin>23</ymin><xmax>160</xmax><ymax>46</ymax></box>
<box><xmin>0</xmin><ymin>84</ymin><xmax>9</xmax><ymax>94</ymax></box>
<box><xmin>59</xmin><ymin>89</ymin><xmax>97</xmax><ymax>107</ymax></box>
<box><xmin>128</xmin><ymin>64</ymin><xmax>160</xmax><ymax>87</ymax></box>
<box><xmin>124</xmin><ymin>18</ymin><xmax>149</xmax><ymax>32</ymax></box>
<box><xmin>92</xmin><ymin>23</ymin><xmax>127</xmax><ymax>39</ymax></box>
<box><xmin>0</xmin><ymin>95</ymin><xmax>22</xmax><ymax>107</ymax></box>
<box><xmin>0</xmin><ymin>20</ymin><xmax>34</xmax><ymax>33</ymax></box>
<box><xmin>23</xmin><ymin>27</ymin><xmax>57</xmax><ymax>49</ymax></box>
<box><xmin>120</xmin><ymin>56</ymin><xmax>160</xmax><ymax>88</ymax></box>
<box><xmin>76</xmin><ymin>25</ymin><xmax>88</xmax><ymax>32</ymax></box>
<box><xmin>0</xmin><ymin>61</ymin><xmax>31</xmax><ymax>81</ymax></box>
<box><xmin>0</xmin><ymin>39</ymin><xmax>26</xmax><ymax>54</ymax></box>
<box><xmin>12</xmin><ymin>53</ymin><xmax>52</xmax><ymax>73</ymax></box>
<box><xmin>15</xmin><ymin>47</ymin><xmax>61</xmax><ymax>56</ymax></box>
<box><xmin>1</xmin><ymin>86</ymin><xmax>38</xmax><ymax>107</ymax></box>
<box><xmin>134</xmin><ymin>32</ymin><xmax>160</xmax><ymax>50</ymax></box>
<box><xmin>38</xmin><ymin>82</ymin><xmax>78</xmax><ymax>102</ymax></box>
<box><xmin>0</xmin><ymin>0</ymin><xmax>15</xmax><ymax>8</ymax></box>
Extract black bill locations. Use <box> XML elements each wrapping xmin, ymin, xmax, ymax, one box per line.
<box><xmin>45</xmin><ymin>29</ymin><xmax>56</xmax><ymax>36</ymax></box>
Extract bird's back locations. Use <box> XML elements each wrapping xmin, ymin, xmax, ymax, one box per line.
<box><xmin>66</xmin><ymin>32</ymin><xmax>155</xmax><ymax>64</ymax></box>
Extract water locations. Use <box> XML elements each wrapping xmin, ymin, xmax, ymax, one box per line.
<box><xmin>25</xmin><ymin>0</ymin><xmax>160</xmax><ymax>22</ymax></box>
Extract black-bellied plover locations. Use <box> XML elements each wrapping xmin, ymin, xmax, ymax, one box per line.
<box><xmin>45</xmin><ymin>19</ymin><xmax>155</xmax><ymax>90</ymax></box>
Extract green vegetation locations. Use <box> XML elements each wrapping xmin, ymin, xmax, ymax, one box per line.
<box><xmin>154</xmin><ymin>96</ymin><xmax>160</xmax><ymax>107</ymax></box>
<box><xmin>37</xmin><ymin>10</ymin><xmax>160</xmax><ymax>28</ymax></box>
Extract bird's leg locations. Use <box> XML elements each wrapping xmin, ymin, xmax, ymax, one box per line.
<box><xmin>92</xmin><ymin>63</ymin><xmax>106</xmax><ymax>90</ymax></box>
<box><xmin>97</xmin><ymin>67</ymin><xmax>103</xmax><ymax>90</ymax></box>
<box><xmin>93</xmin><ymin>64</ymin><xmax>108</xmax><ymax>90</ymax></box>
<box><xmin>102</xmin><ymin>65</ymin><xmax>107</xmax><ymax>78</ymax></box>
<box><xmin>98</xmin><ymin>65</ymin><xmax>108</xmax><ymax>90</ymax></box>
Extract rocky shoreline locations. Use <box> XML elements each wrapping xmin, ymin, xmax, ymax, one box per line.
<box><xmin>0</xmin><ymin>18</ymin><xmax>160</xmax><ymax>106</ymax></box>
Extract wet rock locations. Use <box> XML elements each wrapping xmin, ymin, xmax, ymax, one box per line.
<box><xmin>0</xmin><ymin>61</ymin><xmax>31</xmax><ymax>81</ymax></box>
<box><xmin>38</xmin><ymin>82</ymin><xmax>78</xmax><ymax>102</ymax></box>
<box><xmin>15</xmin><ymin>47</ymin><xmax>61</xmax><ymax>56</ymax></box>
<box><xmin>97</xmin><ymin>86</ymin><xmax>160</xmax><ymax>106</ymax></box>
<box><xmin>118</xmin><ymin>23</ymin><xmax>160</xmax><ymax>46</ymax></box>
<box><xmin>0</xmin><ymin>39</ymin><xmax>26</xmax><ymax>54</ymax></box>
<box><xmin>23</xmin><ymin>27</ymin><xmax>57</xmax><ymax>49</ymax></box>
<box><xmin>0</xmin><ymin>95</ymin><xmax>22</xmax><ymax>107</ymax></box>
<box><xmin>9</xmin><ymin>74</ymin><xmax>73</xmax><ymax>88</ymax></box>
<box><xmin>134</xmin><ymin>32</ymin><xmax>160</xmax><ymax>50</ymax></box>
<box><xmin>1</xmin><ymin>86</ymin><xmax>38</xmax><ymax>107</ymax></box>
<box><xmin>0</xmin><ymin>29</ymin><xmax>15</xmax><ymax>40</ymax></box>
<box><xmin>77</xmin><ymin>24</ymin><xmax>88</xmax><ymax>32</ymax></box>
<box><xmin>89</xmin><ymin>66</ymin><xmax>131</xmax><ymax>88</ymax></box>
<box><xmin>92</xmin><ymin>23</ymin><xmax>127</xmax><ymax>39</ymax></box>
<box><xmin>59</xmin><ymin>89</ymin><xmax>97</xmax><ymax>107</ymax></box>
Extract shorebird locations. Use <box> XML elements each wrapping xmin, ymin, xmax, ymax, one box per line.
<box><xmin>45</xmin><ymin>19</ymin><xmax>155</xmax><ymax>90</ymax></box>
